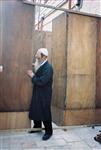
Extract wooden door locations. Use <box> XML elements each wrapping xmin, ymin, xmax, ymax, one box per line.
<box><xmin>0</xmin><ymin>0</ymin><xmax>35</xmax><ymax>129</ymax></box>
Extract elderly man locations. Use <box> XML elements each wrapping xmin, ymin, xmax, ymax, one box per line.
<box><xmin>27</xmin><ymin>48</ymin><xmax>53</xmax><ymax>141</ymax></box>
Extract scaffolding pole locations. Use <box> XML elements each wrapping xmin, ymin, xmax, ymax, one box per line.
<box><xmin>23</xmin><ymin>0</ymin><xmax>69</xmax><ymax>12</ymax></box>
<box><xmin>23</xmin><ymin>0</ymin><xmax>101</xmax><ymax>19</ymax></box>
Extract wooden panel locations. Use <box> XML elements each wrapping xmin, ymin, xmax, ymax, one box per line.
<box><xmin>67</xmin><ymin>14</ymin><xmax>96</xmax><ymax>75</ymax></box>
<box><xmin>94</xmin><ymin>109</ymin><xmax>101</xmax><ymax>124</ymax></box>
<box><xmin>0</xmin><ymin>1</ymin><xmax>2</xmax><ymax>64</ymax></box>
<box><xmin>64</xmin><ymin>109</ymin><xmax>101</xmax><ymax>126</ymax></box>
<box><xmin>96</xmin><ymin>19</ymin><xmax>101</xmax><ymax>107</ymax></box>
<box><xmin>66</xmin><ymin>14</ymin><xmax>96</xmax><ymax>109</ymax></box>
<box><xmin>51</xmin><ymin>106</ymin><xmax>64</xmax><ymax>126</ymax></box>
<box><xmin>64</xmin><ymin>109</ymin><xmax>95</xmax><ymax>125</ymax></box>
<box><xmin>0</xmin><ymin>112</ymin><xmax>30</xmax><ymax>130</ymax></box>
<box><xmin>0</xmin><ymin>0</ymin><xmax>35</xmax><ymax>111</ymax></box>
<box><xmin>52</xmin><ymin>13</ymin><xmax>67</xmax><ymax>108</ymax></box>
<box><xmin>33</xmin><ymin>30</ymin><xmax>52</xmax><ymax>63</ymax></box>
<box><xmin>45</xmin><ymin>32</ymin><xmax>52</xmax><ymax>63</ymax></box>
<box><xmin>66</xmin><ymin>75</ymin><xmax>95</xmax><ymax>109</ymax></box>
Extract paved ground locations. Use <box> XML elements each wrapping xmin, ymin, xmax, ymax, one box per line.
<box><xmin>0</xmin><ymin>123</ymin><xmax>101</xmax><ymax>150</ymax></box>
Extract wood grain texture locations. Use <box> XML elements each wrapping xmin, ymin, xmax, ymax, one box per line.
<box><xmin>0</xmin><ymin>1</ymin><xmax>2</xmax><ymax>64</ymax></box>
<box><xmin>96</xmin><ymin>19</ymin><xmax>101</xmax><ymax>107</ymax></box>
<box><xmin>64</xmin><ymin>109</ymin><xmax>101</xmax><ymax>125</ymax></box>
<box><xmin>67</xmin><ymin>14</ymin><xmax>96</xmax><ymax>75</ymax></box>
<box><xmin>52</xmin><ymin>13</ymin><xmax>67</xmax><ymax>109</ymax></box>
<box><xmin>64</xmin><ymin>109</ymin><xmax>95</xmax><ymax>125</ymax></box>
<box><xmin>33</xmin><ymin>30</ymin><xmax>52</xmax><ymax>63</ymax></box>
<box><xmin>51</xmin><ymin>12</ymin><xmax>98</xmax><ymax>125</ymax></box>
<box><xmin>0</xmin><ymin>0</ymin><xmax>35</xmax><ymax>111</ymax></box>
<box><xmin>66</xmin><ymin>75</ymin><xmax>95</xmax><ymax>109</ymax></box>
<box><xmin>66</xmin><ymin>14</ymin><xmax>96</xmax><ymax>109</ymax></box>
<box><xmin>51</xmin><ymin>106</ymin><xmax>64</xmax><ymax>126</ymax></box>
<box><xmin>0</xmin><ymin>112</ymin><xmax>30</xmax><ymax>130</ymax></box>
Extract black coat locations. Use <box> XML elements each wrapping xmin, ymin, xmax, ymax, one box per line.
<box><xmin>29</xmin><ymin>61</ymin><xmax>53</xmax><ymax>121</ymax></box>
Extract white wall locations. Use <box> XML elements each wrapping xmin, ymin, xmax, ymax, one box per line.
<box><xmin>81</xmin><ymin>0</ymin><xmax>101</xmax><ymax>15</ymax></box>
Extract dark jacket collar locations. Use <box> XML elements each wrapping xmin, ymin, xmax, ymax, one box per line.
<box><xmin>35</xmin><ymin>61</ymin><xmax>48</xmax><ymax>73</ymax></box>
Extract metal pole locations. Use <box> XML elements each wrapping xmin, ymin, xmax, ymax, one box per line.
<box><xmin>23</xmin><ymin>0</ymin><xmax>69</xmax><ymax>12</ymax></box>
<box><xmin>23</xmin><ymin>0</ymin><xmax>101</xmax><ymax>19</ymax></box>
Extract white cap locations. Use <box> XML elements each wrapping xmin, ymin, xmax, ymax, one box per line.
<box><xmin>38</xmin><ymin>48</ymin><xmax>48</xmax><ymax>56</ymax></box>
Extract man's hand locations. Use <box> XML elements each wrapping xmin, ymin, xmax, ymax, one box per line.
<box><xmin>27</xmin><ymin>70</ymin><xmax>34</xmax><ymax>78</ymax></box>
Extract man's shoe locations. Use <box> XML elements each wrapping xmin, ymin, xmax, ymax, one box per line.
<box><xmin>28</xmin><ymin>128</ymin><xmax>42</xmax><ymax>133</ymax></box>
<box><xmin>94</xmin><ymin>136</ymin><xmax>101</xmax><ymax>144</ymax></box>
<box><xmin>97</xmin><ymin>134</ymin><xmax>101</xmax><ymax>139</ymax></box>
<box><xmin>42</xmin><ymin>133</ymin><xmax>52</xmax><ymax>141</ymax></box>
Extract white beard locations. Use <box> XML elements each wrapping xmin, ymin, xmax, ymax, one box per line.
<box><xmin>34</xmin><ymin>59</ymin><xmax>44</xmax><ymax>72</ymax></box>
<box><xmin>34</xmin><ymin>58</ymin><xmax>47</xmax><ymax>73</ymax></box>
<box><xmin>34</xmin><ymin>59</ymin><xmax>40</xmax><ymax>72</ymax></box>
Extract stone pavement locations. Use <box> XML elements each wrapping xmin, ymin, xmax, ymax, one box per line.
<box><xmin>0</xmin><ymin>123</ymin><xmax>101</xmax><ymax>150</ymax></box>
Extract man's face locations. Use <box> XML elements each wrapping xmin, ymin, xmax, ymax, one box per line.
<box><xmin>35</xmin><ymin>51</ymin><xmax>42</xmax><ymax>60</ymax></box>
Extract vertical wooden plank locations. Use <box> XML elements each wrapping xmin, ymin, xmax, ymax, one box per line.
<box><xmin>51</xmin><ymin>106</ymin><xmax>64</xmax><ymax>126</ymax></box>
<box><xmin>66</xmin><ymin>75</ymin><xmax>96</xmax><ymax>109</ymax></box>
<box><xmin>0</xmin><ymin>0</ymin><xmax>35</xmax><ymax>111</ymax></box>
<box><xmin>96</xmin><ymin>19</ymin><xmax>101</xmax><ymax>107</ymax></box>
<box><xmin>64</xmin><ymin>109</ymin><xmax>95</xmax><ymax>125</ymax></box>
<box><xmin>33</xmin><ymin>30</ymin><xmax>52</xmax><ymax>63</ymax></box>
<box><xmin>66</xmin><ymin>14</ymin><xmax>96</xmax><ymax>109</ymax></box>
<box><xmin>0</xmin><ymin>112</ymin><xmax>30</xmax><ymax>130</ymax></box>
<box><xmin>45</xmin><ymin>32</ymin><xmax>52</xmax><ymax>63</ymax></box>
<box><xmin>52</xmin><ymin>13</ymin><xmax>67</xmax><ymax>109</ymax></box>
<box><xmin>0</xmin><ymin>0</ymin><xmax>2</xmax><ymax>64</ymax></box>
<box><xmin>67</xmin><ymin>14</ymin><xmax>96</xmax><ymax>75</ymax></box>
